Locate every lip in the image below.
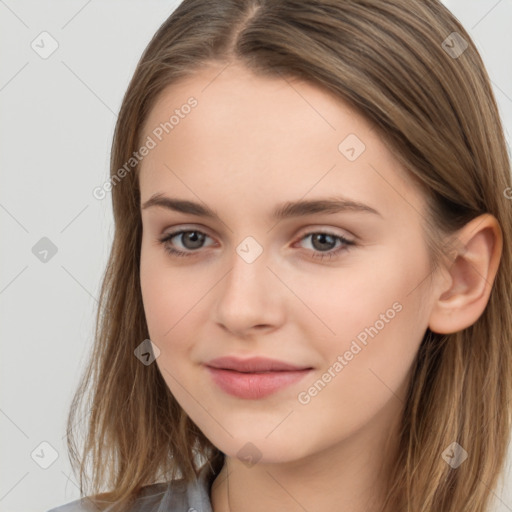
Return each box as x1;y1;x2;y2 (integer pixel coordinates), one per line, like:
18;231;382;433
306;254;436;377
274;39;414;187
206;356;311;372
205;356;313;399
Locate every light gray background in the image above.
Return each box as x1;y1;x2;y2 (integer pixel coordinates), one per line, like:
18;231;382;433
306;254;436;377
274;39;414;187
1;1;511;511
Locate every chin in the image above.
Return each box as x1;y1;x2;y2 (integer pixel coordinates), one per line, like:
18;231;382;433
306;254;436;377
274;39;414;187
209;430;308;466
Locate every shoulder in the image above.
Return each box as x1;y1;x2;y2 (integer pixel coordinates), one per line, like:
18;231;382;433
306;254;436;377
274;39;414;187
46;464;215;512
45;482;171;512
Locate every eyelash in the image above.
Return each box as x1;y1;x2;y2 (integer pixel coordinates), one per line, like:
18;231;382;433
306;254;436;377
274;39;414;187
158;229;355;261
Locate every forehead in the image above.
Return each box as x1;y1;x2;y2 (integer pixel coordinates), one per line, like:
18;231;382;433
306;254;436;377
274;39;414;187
138;62;425;221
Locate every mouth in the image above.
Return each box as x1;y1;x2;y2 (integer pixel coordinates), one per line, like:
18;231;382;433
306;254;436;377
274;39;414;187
204;356;313;399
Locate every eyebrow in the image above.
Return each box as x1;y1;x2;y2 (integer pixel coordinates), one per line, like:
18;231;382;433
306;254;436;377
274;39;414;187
141;193;382;220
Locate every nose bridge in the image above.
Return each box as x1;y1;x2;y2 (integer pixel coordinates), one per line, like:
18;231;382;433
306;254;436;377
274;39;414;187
214;236;281;333
222;238;270;304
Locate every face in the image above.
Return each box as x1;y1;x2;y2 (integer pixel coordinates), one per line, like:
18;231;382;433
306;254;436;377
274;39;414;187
138;62;440;464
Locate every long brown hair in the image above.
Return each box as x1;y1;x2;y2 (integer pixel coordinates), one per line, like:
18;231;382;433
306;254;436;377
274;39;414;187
67;1;512;511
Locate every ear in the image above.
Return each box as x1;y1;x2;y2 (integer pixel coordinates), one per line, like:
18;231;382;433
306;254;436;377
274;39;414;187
428;214;503;334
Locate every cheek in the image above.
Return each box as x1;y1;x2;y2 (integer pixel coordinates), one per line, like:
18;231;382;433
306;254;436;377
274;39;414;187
293;245;430;402
289;244;429;346
139;250;206;400
140;237;209;341
290;277;427;450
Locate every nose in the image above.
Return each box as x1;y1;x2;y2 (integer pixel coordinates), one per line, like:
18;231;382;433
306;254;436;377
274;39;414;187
213;246;285;338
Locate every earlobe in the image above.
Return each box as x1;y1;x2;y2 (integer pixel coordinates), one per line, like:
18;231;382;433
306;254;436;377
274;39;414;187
428;214;503;334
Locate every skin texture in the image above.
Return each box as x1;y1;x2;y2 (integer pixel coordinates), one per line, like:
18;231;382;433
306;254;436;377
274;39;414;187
138;62;502;512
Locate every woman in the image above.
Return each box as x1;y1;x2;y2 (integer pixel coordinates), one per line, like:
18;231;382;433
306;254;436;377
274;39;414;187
49;1;512;511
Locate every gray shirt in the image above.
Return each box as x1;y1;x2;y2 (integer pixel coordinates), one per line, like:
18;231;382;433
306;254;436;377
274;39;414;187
46;463;216;512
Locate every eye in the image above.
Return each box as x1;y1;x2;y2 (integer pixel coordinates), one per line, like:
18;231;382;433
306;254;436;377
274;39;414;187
158;229;355;260
158;229;215;257
294;231;355;260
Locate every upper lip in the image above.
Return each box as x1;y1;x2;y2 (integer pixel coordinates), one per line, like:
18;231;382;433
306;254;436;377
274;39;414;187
205;356;312;373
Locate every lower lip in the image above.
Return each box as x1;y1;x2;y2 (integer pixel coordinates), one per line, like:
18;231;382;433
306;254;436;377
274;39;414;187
205;366;312;399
